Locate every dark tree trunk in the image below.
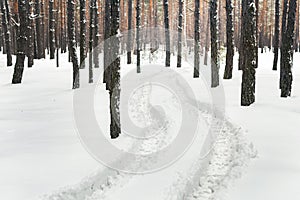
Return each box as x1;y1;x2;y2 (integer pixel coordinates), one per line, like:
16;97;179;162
35;0;44;59
0;0;12;66
67;0;80;89
194;0;200;77
177;0;183;68
93;0;99;68
79;0;86;68
136;0;141;73
89;0;94;83
163;0;171;67
238;0;246;70
273;0;280;70
210;0;220;87
280;0;289;89
127;0;132;64
280;0;297;97
103;0;111;87
12;0;28;84
241;0;256;106
110;0;121;139
255;0;258;68
224;0;234;79
27;0;34;68
49;0;55;59
204;17;210;65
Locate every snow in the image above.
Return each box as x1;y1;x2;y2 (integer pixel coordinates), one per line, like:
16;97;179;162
0;49;299;200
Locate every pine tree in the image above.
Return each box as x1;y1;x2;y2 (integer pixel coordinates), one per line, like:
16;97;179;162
241;0;257;106
224;0;234;79
210;0;220;87
110;0;121;139
136;0;141;73
280;0;289;89
27;0;34;68
0;0;12;66
272;0;280;70
12;0;28;84
127;0;133;64
67;0;80;89
177;0;184;68
103;0;111;87
79;0;86;68
49;0;55;59
93;0;99;68
163;0;171;67
89;0;94;83
194;0;200;78
280;0;297;97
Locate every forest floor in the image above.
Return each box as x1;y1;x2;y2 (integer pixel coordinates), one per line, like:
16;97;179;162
0;50;299;200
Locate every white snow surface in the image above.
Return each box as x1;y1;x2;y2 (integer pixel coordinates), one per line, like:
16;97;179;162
0;50;299;200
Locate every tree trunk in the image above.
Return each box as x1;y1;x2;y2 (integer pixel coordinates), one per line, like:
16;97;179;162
136;0;141;72
89;0;94;83
49;0;55;59
194;0;200;78
127;0;132;64
273;0;280;70
110;0;121;139
280;0;297;97
93;0;99;68
241;0;256;106
163;0;171;67
280;0;289;89
103;0;111;87
224;0;234;79
210;0;220;87
67;0;80;89
0;0;12;66
12;0;28;84
177;0;183;68
79;0;86;68
27;0;34;68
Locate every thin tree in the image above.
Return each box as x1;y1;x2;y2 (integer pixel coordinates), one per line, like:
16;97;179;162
27;0;34;68
241;0;257;106
273;0;280;70
79;0;86;68
127;0;133;64
12;0;28;84
194;0;200;78
93;0;99;68
224;0;234;79
89;0;94;83
163;0;171;67
49;0;55;59
110;0;121;139
177;0;184;68
210;0;220;87
280;0;297;97
0;0;12;66
67;0;80;89
103;0;111;87
280;0;289;89
136;0;141;73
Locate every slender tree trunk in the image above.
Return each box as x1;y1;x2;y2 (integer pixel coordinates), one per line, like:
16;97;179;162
27;0;34;68
80;0;86;68
136;0;141;73
103;0;111;87
177;0;183;68
224;0;234;79
194;0;200;77
110;0;121;139
0;0;12;66
127;0;132;64
241;0;256;106
49;0;55;59
280;0;289;89
163;0;171;67
273;0;280;70
281;0;297;97
68;0;80;89
93;0;99;68
210;0;220;87
89;0;94;83
12;0;28;84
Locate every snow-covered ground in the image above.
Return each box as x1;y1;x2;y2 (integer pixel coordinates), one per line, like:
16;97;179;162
0;50;299;200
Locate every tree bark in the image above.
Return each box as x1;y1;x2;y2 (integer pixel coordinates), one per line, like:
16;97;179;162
79;0;86;68
210;0;220;87
241;0;256;106
194;0;200;77
177;0;183;68
136;0;141;72
224;0;234;79
163;0;171;67
12;0;28;84
280;0;289;89
0;0;12;66
49;0;55;59
89;0;94;83
67;0;80;89
273;0;280;70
